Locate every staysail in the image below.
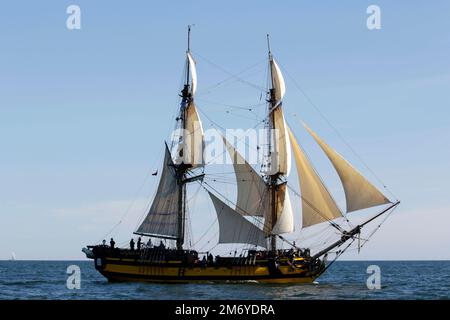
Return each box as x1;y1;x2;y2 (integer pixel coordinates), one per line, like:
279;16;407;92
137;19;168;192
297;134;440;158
287;127;343;228
222;134;293;234
222;135;267;216
303;124;391;212
136;144;179;238
208;192;267;248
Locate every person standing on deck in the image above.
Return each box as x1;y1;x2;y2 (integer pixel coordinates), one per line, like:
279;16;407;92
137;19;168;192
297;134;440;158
130;238;135;251
137;237;142;250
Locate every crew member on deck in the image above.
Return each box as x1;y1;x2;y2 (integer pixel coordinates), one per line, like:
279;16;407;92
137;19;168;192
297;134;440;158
110;238;115;249
137;237;142;250
201;256;207;267
207;253;213;265
130;238;135;251
146;238;152;248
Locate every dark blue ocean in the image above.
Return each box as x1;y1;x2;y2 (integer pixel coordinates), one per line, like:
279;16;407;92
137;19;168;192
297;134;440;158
0;261;448;300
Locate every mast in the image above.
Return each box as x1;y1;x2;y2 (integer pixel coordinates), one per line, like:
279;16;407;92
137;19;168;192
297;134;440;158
266;34;279;252
135;27;204;244
186;25;191;89
176;26;193;250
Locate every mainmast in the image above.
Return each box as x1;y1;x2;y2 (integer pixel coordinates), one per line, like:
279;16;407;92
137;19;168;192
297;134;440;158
266;34;280;252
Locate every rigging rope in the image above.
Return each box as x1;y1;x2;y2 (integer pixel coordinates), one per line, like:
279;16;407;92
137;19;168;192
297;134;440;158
359;203;398;249
196;105;265;167
192;51;267;93
277;61;398;202
97;158;159;243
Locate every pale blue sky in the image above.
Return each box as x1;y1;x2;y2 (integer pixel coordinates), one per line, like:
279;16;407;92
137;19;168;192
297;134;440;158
1;1;449;260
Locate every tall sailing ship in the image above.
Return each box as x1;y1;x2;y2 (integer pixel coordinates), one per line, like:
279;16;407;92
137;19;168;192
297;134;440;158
83;28;399;283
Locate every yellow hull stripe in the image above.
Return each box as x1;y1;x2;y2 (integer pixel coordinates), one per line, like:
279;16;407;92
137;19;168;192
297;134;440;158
100;261;319;283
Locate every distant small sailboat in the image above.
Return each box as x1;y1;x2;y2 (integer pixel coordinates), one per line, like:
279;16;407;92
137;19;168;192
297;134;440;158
10;252;16;261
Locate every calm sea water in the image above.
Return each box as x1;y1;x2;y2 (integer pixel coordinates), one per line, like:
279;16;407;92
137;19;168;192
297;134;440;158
0;261;448;300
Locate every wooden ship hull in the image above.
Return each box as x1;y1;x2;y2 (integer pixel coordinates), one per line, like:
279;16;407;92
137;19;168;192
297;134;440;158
87;247;325;284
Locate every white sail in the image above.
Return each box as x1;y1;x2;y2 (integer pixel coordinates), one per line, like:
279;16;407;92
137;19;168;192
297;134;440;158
287;127;343;228
174;52;203;167
222;134;293;233
270;58;286;102
222;135;267;216
187;52;197;96
303;124;391;213
136;145;179;238
271;185;294;234
208;192;267;248
262;183;294;235
183;102;204;168
269;106;291;176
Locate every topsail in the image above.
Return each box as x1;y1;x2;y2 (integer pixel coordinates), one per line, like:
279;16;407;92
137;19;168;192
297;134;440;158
182;102;204;168
270;105;291;176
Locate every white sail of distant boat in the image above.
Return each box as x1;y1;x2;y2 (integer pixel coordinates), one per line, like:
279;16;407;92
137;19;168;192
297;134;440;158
10;252;16;261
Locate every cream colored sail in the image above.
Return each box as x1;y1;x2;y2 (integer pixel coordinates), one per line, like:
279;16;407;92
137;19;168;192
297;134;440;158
208;192;267;248
269;106;291;176
287;127;343;228
175;51;204;168
262;183;294;235
187;52;197;96
222;135;293;234
271;184;294;234
222;135;267;216
270;58;286;102
303;124;390;213
136;145;179;238
182;102;204;168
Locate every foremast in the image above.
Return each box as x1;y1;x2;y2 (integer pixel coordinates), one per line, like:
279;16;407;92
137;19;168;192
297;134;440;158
174;27;191;250
175;25;206;249
135;26;204;249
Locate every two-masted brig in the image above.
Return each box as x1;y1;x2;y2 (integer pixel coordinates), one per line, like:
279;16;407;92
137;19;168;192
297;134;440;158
83;29;399;283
